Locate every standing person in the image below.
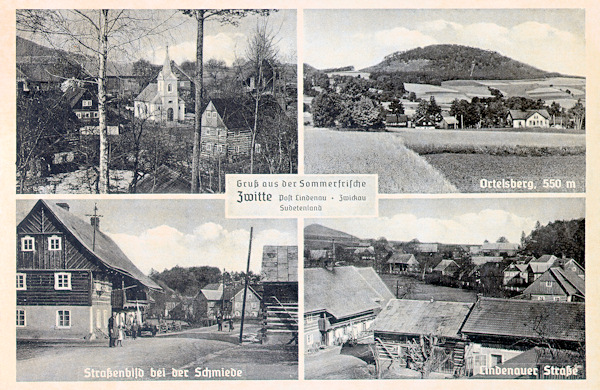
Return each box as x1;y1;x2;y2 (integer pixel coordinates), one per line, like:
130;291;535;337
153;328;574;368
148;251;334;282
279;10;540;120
217;313;223;331
131;321;138;340
108;315;115;347
228;317;234;332
116;325;124;347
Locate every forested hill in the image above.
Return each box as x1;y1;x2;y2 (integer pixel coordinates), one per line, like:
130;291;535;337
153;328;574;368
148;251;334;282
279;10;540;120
521;218;585;266
362;44;561;84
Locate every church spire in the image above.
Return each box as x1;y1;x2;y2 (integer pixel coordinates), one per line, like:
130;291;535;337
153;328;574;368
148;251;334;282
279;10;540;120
162;45;174;78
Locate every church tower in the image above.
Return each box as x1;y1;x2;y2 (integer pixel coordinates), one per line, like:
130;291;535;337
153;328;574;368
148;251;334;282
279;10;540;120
156;46;179;123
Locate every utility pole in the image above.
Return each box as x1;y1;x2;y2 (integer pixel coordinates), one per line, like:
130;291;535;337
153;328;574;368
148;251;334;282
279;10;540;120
239;227;253;344
86;203;103;252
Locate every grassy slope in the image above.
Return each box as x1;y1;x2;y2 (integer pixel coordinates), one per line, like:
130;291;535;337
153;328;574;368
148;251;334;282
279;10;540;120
304;128;458;194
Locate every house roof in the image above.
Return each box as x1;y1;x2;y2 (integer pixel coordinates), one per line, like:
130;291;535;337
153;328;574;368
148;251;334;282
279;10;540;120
304;266;393;319
201;283;223;301
528;255;558;273
522;267;585;298
508;109;550;120
22;200;160;290
460;297;585;342
309;249;329;260
372;299;473;339
135;165;191;194
481;242;519;251
433;259;458;272
387;253;417;265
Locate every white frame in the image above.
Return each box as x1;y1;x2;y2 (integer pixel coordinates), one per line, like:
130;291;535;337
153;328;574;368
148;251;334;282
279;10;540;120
54;272;72;290
16;309;26;327
16;273;26;290
48;235;62;251
82;100;92;107
21;236;35;252
56;310;71;328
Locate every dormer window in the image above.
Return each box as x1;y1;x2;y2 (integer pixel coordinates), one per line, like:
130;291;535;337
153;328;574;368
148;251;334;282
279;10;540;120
21;236;35;252
48;235;62;251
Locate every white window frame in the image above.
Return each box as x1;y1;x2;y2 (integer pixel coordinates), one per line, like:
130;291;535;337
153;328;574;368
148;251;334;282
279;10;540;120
554;297;561;302
21;236;35;252
167;83;172;92
206;143;212;152
17;309;26;327
85;112;91;118
545;281;553;287
56;310;71;328
76;112;82;118
217;145;223;153
82;100;92;107
16;273;26;290
235;146;240;153
48;235;62;251
538;296;545;301
54;272;72;290
93;112;99;118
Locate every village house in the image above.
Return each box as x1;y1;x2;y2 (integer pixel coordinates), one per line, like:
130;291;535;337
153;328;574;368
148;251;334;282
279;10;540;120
503;262;530;287
371;299;473;377
261;245;298;344
231;285;262;319
480;242;519;257
62;85;99;124
527;255;558;280
304;266;394;351
134;48;188;124
432;259;460;277
520;266;585;302
385;114;409;128
507;109;550;128
438;115;459;129
460;297;585;375
387;253;419;274
17;200;160;340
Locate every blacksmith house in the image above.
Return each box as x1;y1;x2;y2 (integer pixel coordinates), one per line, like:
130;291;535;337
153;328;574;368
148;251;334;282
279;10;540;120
304;266;393;351
17;200;160;340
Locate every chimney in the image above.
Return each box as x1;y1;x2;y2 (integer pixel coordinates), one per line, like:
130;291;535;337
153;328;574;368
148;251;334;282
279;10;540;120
56;203;70;212
90;216;100;230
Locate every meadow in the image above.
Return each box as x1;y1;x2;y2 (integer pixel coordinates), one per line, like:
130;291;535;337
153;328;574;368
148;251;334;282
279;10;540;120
304;126;585;193
304;128;458;193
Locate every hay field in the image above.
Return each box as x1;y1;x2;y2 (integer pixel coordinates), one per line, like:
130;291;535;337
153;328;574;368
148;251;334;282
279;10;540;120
304;127;458;193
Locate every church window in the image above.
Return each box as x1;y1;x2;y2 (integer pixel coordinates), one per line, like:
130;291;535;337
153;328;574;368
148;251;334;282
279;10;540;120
168;84;172;92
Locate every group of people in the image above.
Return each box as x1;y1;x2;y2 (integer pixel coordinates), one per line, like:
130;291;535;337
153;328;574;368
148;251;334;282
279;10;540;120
108;314;140;347
216;313;234;332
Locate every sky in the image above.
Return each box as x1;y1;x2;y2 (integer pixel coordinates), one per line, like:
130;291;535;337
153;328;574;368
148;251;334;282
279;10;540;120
306;197;585;245
18;9;297;67
17;199;297;274
304;9;585;76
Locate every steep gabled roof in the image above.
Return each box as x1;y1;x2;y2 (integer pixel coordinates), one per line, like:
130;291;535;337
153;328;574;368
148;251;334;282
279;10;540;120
372;299;473;339
21;200;160;290
508;109;550;120
433;259;459;272
304;266;392;319
387;253;417;265
460;297;584;342
522;267;585;298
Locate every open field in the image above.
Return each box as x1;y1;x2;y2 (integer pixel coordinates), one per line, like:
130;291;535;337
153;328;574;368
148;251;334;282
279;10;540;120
304;126;585;193
304;127;458;193
423;153;585;192
380;274;478;303
395;128;586;155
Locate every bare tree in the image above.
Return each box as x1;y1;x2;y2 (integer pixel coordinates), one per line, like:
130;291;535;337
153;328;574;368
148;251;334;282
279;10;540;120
181;10;273;192
17;9;182;193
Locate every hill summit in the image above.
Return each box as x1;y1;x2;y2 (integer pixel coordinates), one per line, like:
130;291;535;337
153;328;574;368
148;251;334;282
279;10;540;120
362;44;560;84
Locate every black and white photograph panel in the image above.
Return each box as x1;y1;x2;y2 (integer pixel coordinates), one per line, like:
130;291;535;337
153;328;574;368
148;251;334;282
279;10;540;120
16;199;298;381
303;198;585;379
16;9;297;194
303;9;585;193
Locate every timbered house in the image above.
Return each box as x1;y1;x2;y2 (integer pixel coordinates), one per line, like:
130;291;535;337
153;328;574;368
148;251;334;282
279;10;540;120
304;266;393;351
16;200;160;340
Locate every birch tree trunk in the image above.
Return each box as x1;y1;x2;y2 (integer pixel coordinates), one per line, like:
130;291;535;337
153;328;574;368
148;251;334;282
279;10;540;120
98;10;109;193
191;11;204;193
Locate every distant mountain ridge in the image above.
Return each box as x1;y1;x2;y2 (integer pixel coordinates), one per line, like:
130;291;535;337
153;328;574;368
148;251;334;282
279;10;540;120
361;44;561;83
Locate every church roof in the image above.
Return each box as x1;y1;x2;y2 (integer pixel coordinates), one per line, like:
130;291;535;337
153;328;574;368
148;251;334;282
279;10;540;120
136;83;158;102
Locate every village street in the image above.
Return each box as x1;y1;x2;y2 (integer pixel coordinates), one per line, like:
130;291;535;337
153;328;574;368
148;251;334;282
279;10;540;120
17;323;298;381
